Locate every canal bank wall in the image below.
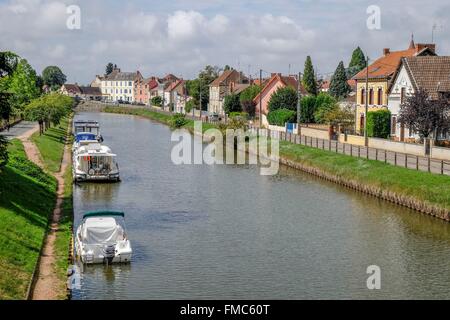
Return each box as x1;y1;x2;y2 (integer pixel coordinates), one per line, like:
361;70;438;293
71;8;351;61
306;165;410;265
77;105;450;222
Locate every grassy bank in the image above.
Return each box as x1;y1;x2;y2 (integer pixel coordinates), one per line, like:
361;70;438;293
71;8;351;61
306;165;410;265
31;117;71;173
0;140;57;299
279;140;450;214
54;164;73;299
103;106;217;132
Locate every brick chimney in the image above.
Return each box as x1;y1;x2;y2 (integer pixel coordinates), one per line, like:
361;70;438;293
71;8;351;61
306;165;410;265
416;43;436;54
383;48;390;56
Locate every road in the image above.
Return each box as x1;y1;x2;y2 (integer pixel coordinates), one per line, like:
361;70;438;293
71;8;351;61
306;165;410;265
0;121;37;140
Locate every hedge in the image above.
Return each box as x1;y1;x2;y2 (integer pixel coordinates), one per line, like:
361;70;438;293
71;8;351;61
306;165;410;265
267;109;297;126
367;109;391;138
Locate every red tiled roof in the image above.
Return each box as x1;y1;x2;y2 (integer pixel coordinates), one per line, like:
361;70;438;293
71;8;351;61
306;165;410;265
210;69;239;86
352;43;436;81
253;73;306;103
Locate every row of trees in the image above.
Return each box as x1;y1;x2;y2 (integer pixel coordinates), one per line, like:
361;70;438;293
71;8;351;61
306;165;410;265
0;50;69;168
223;85;261;117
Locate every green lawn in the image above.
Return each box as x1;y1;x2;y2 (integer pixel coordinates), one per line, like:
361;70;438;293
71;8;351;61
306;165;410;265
103;107;217;132
0;140;57;299
31;117;71;173
279;140;450;211
54;164;73;299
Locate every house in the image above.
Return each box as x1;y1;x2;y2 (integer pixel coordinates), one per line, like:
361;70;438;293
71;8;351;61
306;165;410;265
253;73;307;127
208;69;248;115
60;84;102;100
352;37;436;134
90;75;103;87
100;67;143;103
165;79;187;113
388;56;450;142
134;77;155;105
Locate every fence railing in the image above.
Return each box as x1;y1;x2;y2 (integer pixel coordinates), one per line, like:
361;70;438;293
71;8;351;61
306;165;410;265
254;128;450;176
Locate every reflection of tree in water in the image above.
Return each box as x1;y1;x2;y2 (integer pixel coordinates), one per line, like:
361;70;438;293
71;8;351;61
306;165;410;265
74;182;120;202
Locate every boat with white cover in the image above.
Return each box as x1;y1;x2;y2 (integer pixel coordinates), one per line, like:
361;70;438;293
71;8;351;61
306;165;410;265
73;120;103;142
73;142;120;182
75;211;132;264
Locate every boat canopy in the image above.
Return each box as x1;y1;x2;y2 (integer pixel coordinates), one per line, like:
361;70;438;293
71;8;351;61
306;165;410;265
83;210;125;219
75;132;97;142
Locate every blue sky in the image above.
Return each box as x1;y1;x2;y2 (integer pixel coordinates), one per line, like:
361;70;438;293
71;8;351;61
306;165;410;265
1;0;448;83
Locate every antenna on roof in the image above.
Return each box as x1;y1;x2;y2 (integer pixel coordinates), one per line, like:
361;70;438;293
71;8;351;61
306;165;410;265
432;22;443;43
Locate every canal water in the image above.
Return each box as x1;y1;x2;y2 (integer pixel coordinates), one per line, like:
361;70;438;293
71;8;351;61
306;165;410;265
72;112;450;300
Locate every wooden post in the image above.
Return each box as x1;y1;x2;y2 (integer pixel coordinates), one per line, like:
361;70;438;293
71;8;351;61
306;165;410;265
441;160;444;175
384;151;387;163
428;157;431;172
329;140;331;151
358;146;360;157
350;144;353;157
375;149;378;161
416;156;419;170
394;153;397;166
405;154;408;168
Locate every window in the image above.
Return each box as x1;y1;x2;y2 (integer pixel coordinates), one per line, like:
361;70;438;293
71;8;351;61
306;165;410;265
400;87;406;104
361;89;365;104
369;89;374;105
140;90;142;94
391;116;397;135
377;88;383;105
129;81;132;86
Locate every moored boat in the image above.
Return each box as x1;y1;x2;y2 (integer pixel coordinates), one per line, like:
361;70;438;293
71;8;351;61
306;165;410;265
75;211;132;264
73;142;120;182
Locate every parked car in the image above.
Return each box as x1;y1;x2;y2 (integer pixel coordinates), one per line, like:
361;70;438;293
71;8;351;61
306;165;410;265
209;113;219;121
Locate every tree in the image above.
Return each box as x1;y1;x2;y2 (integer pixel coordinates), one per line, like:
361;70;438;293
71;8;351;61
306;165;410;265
239;85;260;118
105;62;114;75
314;92;338;123
0;51;19;126
186;65;221;110
42;66;66;90
303;56;317;95
25;93;73;134
223;93;241;114
0;135;8;169
329;61;351;99
398;88;450;140
347;47;366;78
299;95;317;123
6;59;40;113
268;86;298;112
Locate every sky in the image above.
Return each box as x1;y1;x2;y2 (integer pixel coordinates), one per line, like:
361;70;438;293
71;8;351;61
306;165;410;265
0;0;449;84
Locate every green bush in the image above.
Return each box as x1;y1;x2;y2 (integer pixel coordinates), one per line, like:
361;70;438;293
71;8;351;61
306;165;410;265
267;109;297;126
170;113;188;128
367;109;391;138
300;95;317;123
151;96;162;107
224;94;242;114
0;136;8;169
229;111;248;119
314;92;337;123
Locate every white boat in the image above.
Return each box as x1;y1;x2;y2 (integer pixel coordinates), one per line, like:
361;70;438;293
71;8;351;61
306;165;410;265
75;211;132;264
73;120;103;142
72;132;99;154
73;142;120;182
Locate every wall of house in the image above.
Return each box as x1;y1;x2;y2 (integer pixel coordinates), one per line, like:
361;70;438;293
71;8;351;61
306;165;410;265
355;79;389;133
208;86;221;114
101;80;135;102
387;65;418;141
255;80;285;117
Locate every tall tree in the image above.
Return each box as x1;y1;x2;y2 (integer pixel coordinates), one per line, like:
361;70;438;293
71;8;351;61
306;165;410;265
186;65;221;110
105;62;114;75
6;59;40;112
0;52;19;125
42;66;67;90
347;47;366;78
303;56;317;95
314;92;338;123
329;61;351;99
398;88;450;139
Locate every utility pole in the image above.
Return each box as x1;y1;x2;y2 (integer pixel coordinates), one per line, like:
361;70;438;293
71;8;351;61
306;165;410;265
364;55;369;147
297;72;302;125
199;81;202;120
259;69;262;128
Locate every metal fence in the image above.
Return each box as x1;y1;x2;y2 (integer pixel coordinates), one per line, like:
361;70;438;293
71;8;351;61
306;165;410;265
256;128;450;176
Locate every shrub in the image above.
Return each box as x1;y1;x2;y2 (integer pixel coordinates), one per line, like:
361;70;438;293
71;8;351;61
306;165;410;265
170;113;188;129
367;109;391;138
151;96;162;107
229;111;248;119
0;136;9;169
185;99;195;113
267;109;296;126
